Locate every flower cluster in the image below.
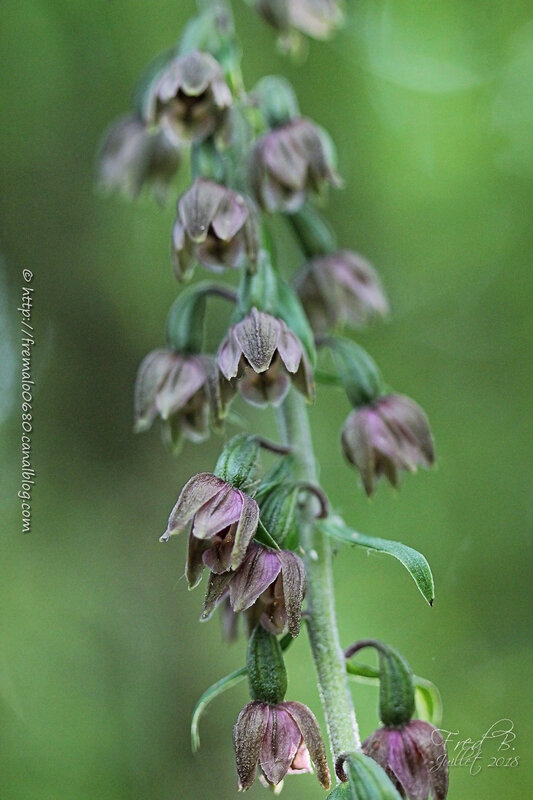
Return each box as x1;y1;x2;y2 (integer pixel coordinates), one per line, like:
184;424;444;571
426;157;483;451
99;2;448;798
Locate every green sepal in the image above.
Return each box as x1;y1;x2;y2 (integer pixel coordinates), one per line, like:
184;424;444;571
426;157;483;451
340;751;403;800
288;202;337;258
247;625;287;705
319;517;435;606
251;75;299;128
325;337;383;408
214;433;261;491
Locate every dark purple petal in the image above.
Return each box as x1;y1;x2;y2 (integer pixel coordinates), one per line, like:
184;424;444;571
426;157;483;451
259;707;301;786
134;349;179;432
231;493;260;569
192;485;243;539
233;702;270;790
186;531;210;589
233;309;280;373
239;360;291;407
282;701;331;789
161;473;226;541
200;571;234;621
277;550;306;637
155;357;207;420
178;178;226;242
229;546;281;612
217;329;243;380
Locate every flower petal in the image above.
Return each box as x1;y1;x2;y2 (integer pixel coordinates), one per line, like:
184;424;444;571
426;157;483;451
161;473;226;540
233;702;270;790
233;309;280;373
282;701;331;789
229;546;281;612
193;485;243;539
259;707;301;787
277;550;306;637
230;493;260;570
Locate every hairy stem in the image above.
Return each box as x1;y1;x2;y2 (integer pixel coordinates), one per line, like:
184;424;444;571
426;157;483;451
277;389;361;762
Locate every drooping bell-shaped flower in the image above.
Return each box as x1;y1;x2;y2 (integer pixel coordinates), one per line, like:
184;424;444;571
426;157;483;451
97;114;180;201
171;178;259;280
255;0;344;41
217;308;314;407
341;395;435;495
160;473;259;587
229;543;306;637
363;721;448;800
294;250;389;333
233;700;330;790
144;50;232;142
250;118;340;213
134;349;213;448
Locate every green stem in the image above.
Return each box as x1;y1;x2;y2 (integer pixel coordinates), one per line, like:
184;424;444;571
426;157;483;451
276;389;361;762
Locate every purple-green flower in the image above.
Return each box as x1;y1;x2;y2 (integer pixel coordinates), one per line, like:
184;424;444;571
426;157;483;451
233;699;330;790
250;118;340;213
134;349;212;447
144;50;232;142
363;720;448;800
294;250;389;333
97;114;180;201
217;308;314;407
171;178;259;280
255;0;344;41
341;395;435;495
160;473;260;587
229;543;306;637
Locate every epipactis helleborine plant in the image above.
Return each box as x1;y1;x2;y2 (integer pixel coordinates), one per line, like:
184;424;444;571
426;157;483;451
99;1;449;798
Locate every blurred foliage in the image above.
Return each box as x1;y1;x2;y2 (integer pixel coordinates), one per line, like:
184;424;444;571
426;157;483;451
1;1;532;798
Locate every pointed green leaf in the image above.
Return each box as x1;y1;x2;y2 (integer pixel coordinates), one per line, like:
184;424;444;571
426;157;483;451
319;517;435;605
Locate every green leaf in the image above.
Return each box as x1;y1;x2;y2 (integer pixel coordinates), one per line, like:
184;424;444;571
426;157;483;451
414;676;443;726
319;517;435;605
191;667;247;753
346;661;443;726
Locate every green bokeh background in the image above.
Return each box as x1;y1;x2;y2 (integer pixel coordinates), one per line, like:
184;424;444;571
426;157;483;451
1;1;532;798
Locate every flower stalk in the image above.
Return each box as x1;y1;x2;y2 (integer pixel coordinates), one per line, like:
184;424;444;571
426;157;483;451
277;389;361;761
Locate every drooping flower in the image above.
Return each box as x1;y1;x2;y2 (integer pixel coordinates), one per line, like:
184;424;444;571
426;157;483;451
171;178;259;280
363;720;448;800
160;473;260;587
341;395;434;495
294;250;389;333
255;0;344;41
134;349;213;448
230;543;306;637
233;699;330;790
143;50;232;142
250;118;340;213
97;114;180;201
217;308;314;407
